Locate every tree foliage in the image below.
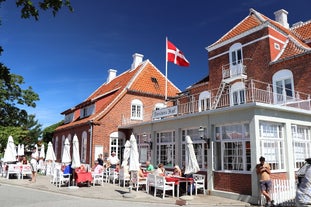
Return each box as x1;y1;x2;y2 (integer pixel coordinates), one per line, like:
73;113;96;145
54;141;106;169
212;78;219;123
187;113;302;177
0;0;72;151
42;121;63;144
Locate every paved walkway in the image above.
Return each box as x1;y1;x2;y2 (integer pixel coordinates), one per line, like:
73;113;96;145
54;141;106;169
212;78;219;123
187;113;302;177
0;175;251;206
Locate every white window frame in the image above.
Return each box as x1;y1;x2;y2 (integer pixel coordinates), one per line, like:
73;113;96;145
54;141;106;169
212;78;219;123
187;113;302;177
272;69;294;104
259;121;285;171
182;128;207;170
198;91;211;112
214;123;251;172
131;99;143;120
156;131;175;168
292;124;311;170
229;43;243;77
230;82;245;106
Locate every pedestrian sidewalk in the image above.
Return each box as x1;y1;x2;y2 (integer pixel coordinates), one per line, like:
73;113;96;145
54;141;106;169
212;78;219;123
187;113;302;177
0;175;251;206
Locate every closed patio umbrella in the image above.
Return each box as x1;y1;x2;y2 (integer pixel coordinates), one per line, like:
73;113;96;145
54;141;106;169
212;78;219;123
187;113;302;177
40;144;45;159
129;134;140;172
71;135;81;169
184;135;200;175
3;136;17;163
45;142;56;161
61;138;71;164
121;140;131;167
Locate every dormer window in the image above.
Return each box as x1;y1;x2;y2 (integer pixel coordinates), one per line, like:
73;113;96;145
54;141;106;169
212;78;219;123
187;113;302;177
80;104;95;118
131;99;143;120
64;113;74;124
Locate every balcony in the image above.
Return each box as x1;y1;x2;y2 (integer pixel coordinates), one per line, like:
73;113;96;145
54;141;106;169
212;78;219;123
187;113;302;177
120;79;311;126
222;59;251;83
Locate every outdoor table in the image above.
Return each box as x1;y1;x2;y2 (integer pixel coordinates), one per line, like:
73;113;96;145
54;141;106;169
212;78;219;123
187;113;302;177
75;169;93;185
165;176;193;197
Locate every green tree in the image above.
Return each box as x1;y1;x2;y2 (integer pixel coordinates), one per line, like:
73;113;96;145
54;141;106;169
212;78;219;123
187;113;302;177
0;0;73;151
42;121;63;144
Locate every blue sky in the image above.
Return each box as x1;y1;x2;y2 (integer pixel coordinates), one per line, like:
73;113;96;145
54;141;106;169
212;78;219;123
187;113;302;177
0;0;310;129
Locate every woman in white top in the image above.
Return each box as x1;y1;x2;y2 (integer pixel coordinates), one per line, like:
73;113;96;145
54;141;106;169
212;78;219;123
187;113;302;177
30;147;38;182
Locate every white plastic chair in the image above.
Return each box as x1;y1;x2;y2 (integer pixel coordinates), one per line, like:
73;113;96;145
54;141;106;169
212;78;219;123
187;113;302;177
57;169;71;188
193;173;206;195
6;164;21;179
146;173;156;195
154;175;175;199
135;176;147;191
118;168;130;187
21;165;32;179
92;171;104;186
108;168;119;184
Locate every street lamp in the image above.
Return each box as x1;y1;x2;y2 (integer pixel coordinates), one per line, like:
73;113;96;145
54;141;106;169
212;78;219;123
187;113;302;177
198;126;210;149
143;133;153;150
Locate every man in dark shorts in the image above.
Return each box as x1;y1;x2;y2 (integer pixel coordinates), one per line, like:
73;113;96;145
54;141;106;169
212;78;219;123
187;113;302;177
256;156;274;207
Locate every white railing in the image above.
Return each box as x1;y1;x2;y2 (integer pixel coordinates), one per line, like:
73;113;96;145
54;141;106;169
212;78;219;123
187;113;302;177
120;79;311;126
270;179;296;206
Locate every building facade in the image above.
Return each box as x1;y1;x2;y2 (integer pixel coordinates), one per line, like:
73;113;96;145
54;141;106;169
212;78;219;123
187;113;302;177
53;53;180;165
121;8;311;204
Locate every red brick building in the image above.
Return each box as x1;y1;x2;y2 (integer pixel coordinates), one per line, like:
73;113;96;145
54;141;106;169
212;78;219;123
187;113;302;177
124;8;311;205
53;53;180;165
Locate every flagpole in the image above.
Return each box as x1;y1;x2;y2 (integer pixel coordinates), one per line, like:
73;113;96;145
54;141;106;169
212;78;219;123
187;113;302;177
165;37;168;102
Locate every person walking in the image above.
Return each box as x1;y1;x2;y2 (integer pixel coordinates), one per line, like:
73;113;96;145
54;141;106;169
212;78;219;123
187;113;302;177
30;147;39;182
256;156;274;207
296;158;311;207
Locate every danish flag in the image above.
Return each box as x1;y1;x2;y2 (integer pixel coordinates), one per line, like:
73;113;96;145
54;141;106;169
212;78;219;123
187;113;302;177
166;40;190;67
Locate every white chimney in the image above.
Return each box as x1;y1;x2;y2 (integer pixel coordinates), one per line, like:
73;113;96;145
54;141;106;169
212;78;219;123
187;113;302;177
107;69;117;83
131;53;144;70
274;9;289;29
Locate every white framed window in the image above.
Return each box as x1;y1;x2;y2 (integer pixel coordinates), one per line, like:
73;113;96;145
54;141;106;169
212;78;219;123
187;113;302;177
137;133;151;163
214;123;251;171
259;121;285;171
131;99;143;120
109;131;125;159
229;43;243;77
292;124;311;170
81;131;87;163
230;82;245;106
182;128;207;170
273;69;294;104
156;131;175;168
198;91;211;112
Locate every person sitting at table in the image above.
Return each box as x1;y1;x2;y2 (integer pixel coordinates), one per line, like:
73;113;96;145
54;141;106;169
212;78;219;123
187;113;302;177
173;165;182;177
107;152;119;169
146;161;154;172
92;160;104;174
138;163;146;179
154;163;165;176
21;156;28;165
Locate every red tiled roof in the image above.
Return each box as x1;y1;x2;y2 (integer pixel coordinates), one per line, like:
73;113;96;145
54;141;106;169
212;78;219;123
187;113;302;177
209;8;311;61
291;20;311;43
57;59;180;130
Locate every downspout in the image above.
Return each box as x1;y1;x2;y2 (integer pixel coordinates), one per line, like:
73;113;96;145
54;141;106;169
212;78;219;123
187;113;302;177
88;120;93;165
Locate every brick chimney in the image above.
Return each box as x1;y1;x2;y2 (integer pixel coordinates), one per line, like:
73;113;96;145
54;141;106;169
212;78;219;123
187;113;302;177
274;9;289;29
131;53;144;70
107;69;117;83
